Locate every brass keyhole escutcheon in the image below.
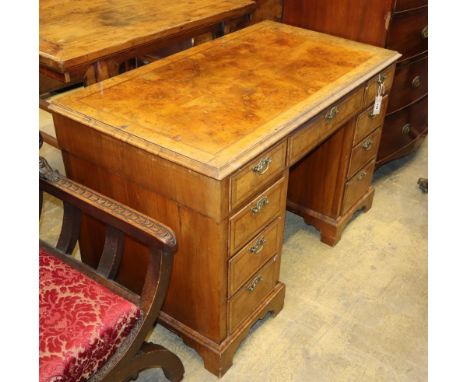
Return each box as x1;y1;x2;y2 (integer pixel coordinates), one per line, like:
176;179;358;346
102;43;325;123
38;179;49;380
252;157;272;175
251;196;269;214
402;123;412;136
411;75;421;88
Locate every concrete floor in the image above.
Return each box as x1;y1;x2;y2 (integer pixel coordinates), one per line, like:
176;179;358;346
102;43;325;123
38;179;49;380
40;120;428;381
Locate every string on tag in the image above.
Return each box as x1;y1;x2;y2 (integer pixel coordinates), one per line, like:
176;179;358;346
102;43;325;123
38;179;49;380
372;78;385;116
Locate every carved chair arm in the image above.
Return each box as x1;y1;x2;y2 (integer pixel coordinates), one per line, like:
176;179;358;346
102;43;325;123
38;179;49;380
39;156;177;253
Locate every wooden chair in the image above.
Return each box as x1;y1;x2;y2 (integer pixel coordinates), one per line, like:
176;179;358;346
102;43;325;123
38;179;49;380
39;156;184;382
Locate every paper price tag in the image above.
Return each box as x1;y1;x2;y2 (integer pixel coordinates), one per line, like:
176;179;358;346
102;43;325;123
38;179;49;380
373;95;382;115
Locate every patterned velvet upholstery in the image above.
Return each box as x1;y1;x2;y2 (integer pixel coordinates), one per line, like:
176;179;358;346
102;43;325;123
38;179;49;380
39;248;141;382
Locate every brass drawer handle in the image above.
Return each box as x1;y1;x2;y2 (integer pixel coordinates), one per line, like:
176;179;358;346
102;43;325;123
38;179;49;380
362;138;373;151
411;75;421;88
250;237;266;254
251;196;269;214
252;157;272;175
402;123;412;135
247;275;263;293
421;25;428;39
357;170;367;181
325;106;339;121
377;73;387;85
368;110;378;119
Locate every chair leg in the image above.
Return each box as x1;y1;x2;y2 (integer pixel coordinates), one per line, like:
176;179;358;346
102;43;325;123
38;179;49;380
122;342;184;382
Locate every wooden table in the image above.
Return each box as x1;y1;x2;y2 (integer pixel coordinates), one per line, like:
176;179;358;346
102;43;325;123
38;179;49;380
40;0;255;87
49;21;400;376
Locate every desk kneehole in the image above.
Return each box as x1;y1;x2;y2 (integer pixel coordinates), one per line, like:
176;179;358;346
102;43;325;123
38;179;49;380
228;254;281;334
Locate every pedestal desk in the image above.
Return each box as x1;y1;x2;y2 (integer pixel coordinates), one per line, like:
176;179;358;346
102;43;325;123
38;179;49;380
49;21;400;376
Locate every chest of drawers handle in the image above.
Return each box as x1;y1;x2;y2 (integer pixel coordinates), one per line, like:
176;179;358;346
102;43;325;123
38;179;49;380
249;237;266;254
357;170;368;181
411;75;422;88
252;157;272;175
325;106;339;121
251;196;269;214
362;138;373;151
402;123;412;135
421;25;428;39
247;275;263;293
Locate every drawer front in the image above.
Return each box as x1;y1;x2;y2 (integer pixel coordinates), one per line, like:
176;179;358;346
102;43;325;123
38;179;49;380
348;128;382;179
364;65;395;107
229;176;287;254
379;96;428;160
387;7;428;60
228;217;283;296
228;254;280;333
288;87;364;165
354;95;388;145
230;141;287;211
394;0;427;12
342;160;376;214
387;55;427;113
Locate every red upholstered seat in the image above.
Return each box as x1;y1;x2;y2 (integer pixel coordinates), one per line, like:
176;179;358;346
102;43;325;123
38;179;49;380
39;248;141;382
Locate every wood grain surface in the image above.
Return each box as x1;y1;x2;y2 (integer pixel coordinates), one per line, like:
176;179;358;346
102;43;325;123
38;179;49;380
40;0;255;71
50;21;399;179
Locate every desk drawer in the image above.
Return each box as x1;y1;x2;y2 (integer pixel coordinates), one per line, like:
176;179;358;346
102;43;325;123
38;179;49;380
342;160;376;214
348;128;382;179
387;6;428;60
387;55;427;113
230;142;287;211
288;87;364;165
363;66;395;107
228;217;283;296
354;95;388;145
228;255;280;333
229;176;287;254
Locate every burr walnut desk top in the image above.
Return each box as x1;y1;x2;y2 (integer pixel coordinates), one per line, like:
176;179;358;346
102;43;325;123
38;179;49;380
49;21;400;376
40;0;255;82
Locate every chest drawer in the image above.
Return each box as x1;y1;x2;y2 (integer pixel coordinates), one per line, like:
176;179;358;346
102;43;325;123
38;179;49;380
387;6;427;60
229;176;287;254
342;160;376;214
348;127;382;179
230;141;287;211
363;65;395;107
379;96;428;160
288;87;364;165
228;254;280;333
354;95;388;145
394;0;427;12
228;217;283;296
387;55;427;113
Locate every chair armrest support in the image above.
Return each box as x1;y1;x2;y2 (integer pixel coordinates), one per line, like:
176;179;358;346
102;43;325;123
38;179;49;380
39;156;177;253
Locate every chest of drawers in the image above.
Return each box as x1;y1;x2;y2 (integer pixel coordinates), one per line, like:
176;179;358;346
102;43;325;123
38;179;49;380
283;0;428;165
49;21;399;376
